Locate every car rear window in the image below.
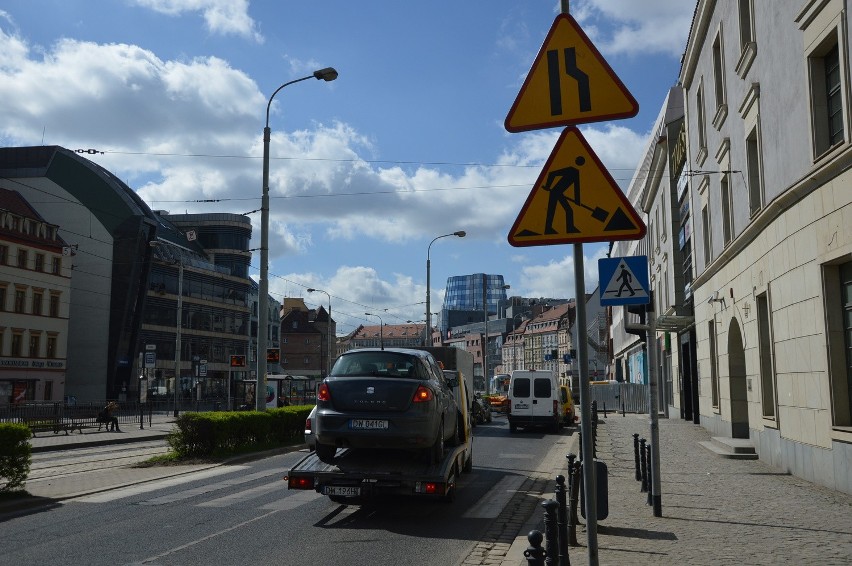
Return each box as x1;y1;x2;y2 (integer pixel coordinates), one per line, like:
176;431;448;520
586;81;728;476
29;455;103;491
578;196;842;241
330;352;423;378
533;378;551;398
512;378;530;397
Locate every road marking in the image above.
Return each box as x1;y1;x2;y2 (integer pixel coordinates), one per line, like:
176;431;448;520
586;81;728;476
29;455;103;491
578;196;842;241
462;474;526;519
261;490;324;510
73;466;249;503
198;482;288;507
138;468;284;505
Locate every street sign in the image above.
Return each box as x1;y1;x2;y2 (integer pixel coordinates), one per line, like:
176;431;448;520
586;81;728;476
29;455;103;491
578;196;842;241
230;355;246;368
199;364;207;377
266;348;280;363
598;256;650;305
505;13;638;132
508;127;646;247
145;344;156;351
144;352;156;368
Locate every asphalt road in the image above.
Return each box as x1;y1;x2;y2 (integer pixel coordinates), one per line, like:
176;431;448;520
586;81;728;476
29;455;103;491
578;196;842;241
2;416;572;566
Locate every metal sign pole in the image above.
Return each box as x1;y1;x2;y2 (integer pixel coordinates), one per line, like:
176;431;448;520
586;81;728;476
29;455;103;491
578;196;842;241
574;242;599;563
648;305;662;516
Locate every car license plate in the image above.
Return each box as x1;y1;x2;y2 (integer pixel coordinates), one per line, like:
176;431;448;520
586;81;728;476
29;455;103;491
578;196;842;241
323;486;360;497
349;419;388;430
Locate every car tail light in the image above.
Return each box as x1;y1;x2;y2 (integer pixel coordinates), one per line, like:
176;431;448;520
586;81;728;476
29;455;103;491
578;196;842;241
287;475;314;490
413;385;433;403
317;382;331;402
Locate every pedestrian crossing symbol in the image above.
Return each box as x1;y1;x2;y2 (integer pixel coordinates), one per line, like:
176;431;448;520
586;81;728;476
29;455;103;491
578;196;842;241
598;256;649;306
508;127;646;247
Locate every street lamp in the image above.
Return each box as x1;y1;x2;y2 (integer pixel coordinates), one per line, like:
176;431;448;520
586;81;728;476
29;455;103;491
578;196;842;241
258;67;338;411
425;231;465;346
150;241;182;418
365;312;384;349
307;288;331;378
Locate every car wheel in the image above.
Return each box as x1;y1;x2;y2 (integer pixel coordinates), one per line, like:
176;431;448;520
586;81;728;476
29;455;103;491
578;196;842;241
509;421;518;433
315;441;337;464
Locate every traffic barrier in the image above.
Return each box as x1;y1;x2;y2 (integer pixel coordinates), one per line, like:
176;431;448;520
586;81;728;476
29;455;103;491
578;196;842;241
632;433;641;481
524;530;546;566
555;475;570;565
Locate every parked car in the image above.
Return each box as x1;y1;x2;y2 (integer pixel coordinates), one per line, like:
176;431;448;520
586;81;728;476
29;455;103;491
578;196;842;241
304;405;317;450
314;348;461;464
472;393;492;425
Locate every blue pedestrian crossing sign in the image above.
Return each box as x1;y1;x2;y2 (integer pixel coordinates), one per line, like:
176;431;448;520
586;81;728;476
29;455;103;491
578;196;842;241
598;256;649;305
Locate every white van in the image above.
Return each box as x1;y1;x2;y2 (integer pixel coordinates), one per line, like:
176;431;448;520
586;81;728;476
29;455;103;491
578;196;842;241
507;369;562;433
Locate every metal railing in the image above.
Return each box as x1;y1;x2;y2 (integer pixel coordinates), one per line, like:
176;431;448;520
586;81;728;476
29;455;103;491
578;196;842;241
588;382;648;414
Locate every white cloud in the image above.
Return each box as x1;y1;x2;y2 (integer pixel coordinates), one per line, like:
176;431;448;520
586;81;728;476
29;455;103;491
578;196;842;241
519;245;609;298
572;0;694;57
133;0;263;42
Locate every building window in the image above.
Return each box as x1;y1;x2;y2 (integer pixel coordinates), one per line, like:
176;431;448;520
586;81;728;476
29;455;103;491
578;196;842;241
52;256;61;275
709;321;720;408
49;293;60;317
11;333;23;357
14;289;26;313
303;357;310;365
738;0;754;49
746;126;763;215
34;253;44;272
712;30;728;128
702;204;712;266
809;34;845;157
29;334;40;358
47;336;57;358
721;173;733;245
696;84;708;158
0;244;7;265
0;286;5;311
32;290;43;315
825;260;852;426
17;249;27;269
44;380;53;401
756;292;776;419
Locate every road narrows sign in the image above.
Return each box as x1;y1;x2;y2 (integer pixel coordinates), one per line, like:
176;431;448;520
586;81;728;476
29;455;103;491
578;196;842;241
508;127;646;247
504;13;639;133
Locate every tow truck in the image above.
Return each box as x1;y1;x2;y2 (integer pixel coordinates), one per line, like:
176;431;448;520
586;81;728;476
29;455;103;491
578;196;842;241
285;352;474;503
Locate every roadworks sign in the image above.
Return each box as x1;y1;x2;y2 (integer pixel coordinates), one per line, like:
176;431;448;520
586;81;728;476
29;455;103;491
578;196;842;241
508;127;646;247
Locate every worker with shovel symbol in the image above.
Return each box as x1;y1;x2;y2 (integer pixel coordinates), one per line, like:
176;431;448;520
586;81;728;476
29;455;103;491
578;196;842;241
542;156;585;234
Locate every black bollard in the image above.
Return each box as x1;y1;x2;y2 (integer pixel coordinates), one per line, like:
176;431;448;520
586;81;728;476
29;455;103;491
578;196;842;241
565;455;580;546
633;433;641;481
646;443;653;506
622;401;626;417
640;437;648;493
524;530;546;566
555;475;570;566
603;402;608;418
543;499;559;566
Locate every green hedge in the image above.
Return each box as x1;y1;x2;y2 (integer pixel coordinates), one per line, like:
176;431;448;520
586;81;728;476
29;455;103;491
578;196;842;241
0;423;32;491
167;405;313;458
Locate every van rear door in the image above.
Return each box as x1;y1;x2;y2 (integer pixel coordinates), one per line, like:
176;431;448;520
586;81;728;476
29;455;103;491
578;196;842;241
532;377;553;421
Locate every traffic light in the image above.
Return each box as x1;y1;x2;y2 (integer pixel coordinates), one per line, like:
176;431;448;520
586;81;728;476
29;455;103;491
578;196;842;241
625;304;647;342
230;355;246;368
266;348;280;363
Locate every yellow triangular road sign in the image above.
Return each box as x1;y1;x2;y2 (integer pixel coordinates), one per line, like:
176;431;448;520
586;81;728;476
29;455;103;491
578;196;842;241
505;14;639;132
508;127;646;247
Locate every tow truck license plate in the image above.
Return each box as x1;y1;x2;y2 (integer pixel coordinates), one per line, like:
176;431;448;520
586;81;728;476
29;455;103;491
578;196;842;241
323;486;360;497
349;419;388;429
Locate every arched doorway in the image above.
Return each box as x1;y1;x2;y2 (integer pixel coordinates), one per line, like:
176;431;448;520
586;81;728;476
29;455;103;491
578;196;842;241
728;318;749;438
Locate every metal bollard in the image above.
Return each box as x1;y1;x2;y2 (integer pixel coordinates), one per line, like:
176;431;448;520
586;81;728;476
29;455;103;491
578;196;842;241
633;433;641;481
543;499;559;566
602;401;608;418
640;437;648;493
566;454;580;546
555;475;571;566
622;401;626;417
646;443;653;506
525;530;546;566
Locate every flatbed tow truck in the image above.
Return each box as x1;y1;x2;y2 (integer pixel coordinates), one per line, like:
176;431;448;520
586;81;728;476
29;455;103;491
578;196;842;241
285;365;474;503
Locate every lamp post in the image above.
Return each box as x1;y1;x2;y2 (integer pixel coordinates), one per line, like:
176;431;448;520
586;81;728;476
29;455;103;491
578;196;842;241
258;67;338;411
365;312;384;349
425;231;465;346
307;288;331;378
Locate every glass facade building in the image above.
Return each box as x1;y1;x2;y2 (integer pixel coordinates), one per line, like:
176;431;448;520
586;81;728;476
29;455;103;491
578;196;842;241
439;274;508;336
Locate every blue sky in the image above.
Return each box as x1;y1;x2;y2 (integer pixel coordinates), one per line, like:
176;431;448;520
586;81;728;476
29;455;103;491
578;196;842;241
0;0;695;336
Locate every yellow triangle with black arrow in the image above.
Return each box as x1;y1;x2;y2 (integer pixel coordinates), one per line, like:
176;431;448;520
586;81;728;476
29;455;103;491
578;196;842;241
508;127;646;247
